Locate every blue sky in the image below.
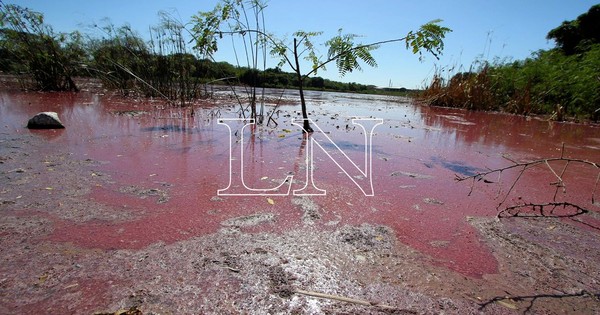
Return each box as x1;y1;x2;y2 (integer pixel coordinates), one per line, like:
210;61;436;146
6;0;599;88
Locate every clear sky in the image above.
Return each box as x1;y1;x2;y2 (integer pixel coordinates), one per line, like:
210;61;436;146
6;0;599;88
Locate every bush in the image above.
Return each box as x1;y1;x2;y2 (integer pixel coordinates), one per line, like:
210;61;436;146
421;4;600;121
421;44;600;120
0;4;85;91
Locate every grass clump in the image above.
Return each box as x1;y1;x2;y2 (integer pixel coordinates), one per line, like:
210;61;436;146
420;4;600;121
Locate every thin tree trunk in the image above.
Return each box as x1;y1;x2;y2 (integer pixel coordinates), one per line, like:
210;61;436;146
293;38;313;133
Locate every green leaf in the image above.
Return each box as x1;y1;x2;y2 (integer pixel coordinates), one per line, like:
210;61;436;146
406;20;452;60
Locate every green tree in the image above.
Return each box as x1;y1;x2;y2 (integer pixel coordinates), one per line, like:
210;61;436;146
547;4;600;55
310;76;325;89
239;68;263;86
192;0;451;132
0;3;85;91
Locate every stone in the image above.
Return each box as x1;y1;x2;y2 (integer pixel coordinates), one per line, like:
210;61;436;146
27;112;65;129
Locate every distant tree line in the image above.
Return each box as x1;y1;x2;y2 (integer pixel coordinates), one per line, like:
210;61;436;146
237;66;375;92
420;4;600;121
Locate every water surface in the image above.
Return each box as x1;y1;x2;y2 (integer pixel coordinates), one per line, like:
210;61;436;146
2;88;599;277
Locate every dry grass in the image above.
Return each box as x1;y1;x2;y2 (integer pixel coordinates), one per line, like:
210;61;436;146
418;65;534;115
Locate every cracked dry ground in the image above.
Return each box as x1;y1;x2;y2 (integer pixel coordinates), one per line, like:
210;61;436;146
0;132;599;314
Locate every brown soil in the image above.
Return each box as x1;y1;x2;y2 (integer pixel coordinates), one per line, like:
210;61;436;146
1;131;599;314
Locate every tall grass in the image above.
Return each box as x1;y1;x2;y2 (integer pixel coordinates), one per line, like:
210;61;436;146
420;45;600;121
89;13;204;105
420;64;498;111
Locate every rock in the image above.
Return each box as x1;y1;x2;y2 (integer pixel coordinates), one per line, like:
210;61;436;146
27;112;65;129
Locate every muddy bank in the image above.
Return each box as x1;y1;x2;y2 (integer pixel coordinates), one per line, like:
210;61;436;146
1;131;599;314
2;83;600;314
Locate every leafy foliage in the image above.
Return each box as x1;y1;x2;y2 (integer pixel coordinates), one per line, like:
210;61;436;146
0;3;85;91
88;23;150;94
87;13;206;102
191;0;451;81
325;29;378;76
547;4;600;55
191;0;450;131
405;20;451;60
421;5;600;121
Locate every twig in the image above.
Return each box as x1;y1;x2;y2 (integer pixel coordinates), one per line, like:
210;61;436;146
478;290;597;313
498;202;588;218
593;171;600;204
110;60;173;104
456;153;600;212
456;157;599;184
294;289;416;313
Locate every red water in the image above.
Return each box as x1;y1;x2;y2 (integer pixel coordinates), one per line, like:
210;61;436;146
2;89;599;278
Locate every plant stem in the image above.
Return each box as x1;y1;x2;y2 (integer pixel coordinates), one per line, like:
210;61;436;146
293;38;313;133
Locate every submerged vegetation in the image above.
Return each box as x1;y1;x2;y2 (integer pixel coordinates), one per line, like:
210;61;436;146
420;4;600;121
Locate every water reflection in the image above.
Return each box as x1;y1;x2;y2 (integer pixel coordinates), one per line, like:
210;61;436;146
419;105;600;161
428;156;485;176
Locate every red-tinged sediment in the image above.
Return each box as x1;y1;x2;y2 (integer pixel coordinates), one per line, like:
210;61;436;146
1;86;599;314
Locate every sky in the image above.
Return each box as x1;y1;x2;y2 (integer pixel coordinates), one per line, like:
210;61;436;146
5;0;599;88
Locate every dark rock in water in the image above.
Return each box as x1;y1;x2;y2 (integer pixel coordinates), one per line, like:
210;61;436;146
27;112;65;129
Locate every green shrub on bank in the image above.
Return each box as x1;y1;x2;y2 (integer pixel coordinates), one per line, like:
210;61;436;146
421;4;600;121
0;4;86;91
488;46;600;119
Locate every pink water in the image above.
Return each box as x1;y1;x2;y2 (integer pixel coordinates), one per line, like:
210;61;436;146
2;88;599;278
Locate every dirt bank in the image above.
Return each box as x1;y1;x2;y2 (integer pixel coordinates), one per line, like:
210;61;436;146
1;129;599;314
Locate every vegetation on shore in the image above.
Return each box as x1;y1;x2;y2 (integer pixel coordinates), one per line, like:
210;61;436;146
420;4;600;121
0;2;420;101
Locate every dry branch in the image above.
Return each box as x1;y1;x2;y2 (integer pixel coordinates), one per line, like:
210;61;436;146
478;290;598;313
294;289;416;313
455;151;600;215
499;202;588;218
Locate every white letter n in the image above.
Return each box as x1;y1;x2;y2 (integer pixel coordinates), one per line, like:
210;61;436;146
292;118;383;196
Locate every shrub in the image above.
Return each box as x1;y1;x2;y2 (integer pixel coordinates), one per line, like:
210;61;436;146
0;4;85;91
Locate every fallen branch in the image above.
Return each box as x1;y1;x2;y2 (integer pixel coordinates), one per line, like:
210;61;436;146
294;289;416;314
499;201;588;218
455;145;600;213
478;290;598;313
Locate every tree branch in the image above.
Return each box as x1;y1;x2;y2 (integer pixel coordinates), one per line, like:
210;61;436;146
218;29;297;72
294;289;416;313
478;290;597;313
303;37;408;79
455;153;600;213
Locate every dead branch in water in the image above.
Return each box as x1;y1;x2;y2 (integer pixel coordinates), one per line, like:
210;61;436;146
499;202;588;218
478;290;598;313
455;144;600;217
